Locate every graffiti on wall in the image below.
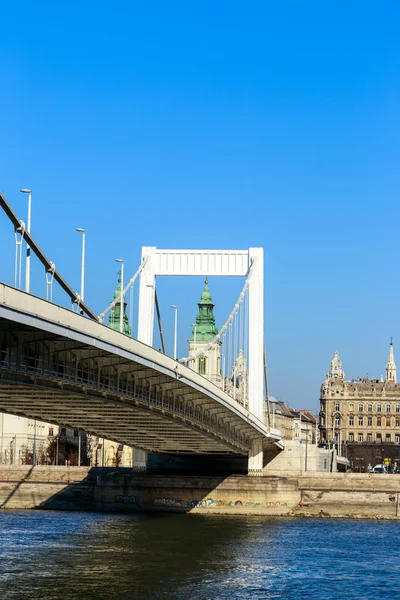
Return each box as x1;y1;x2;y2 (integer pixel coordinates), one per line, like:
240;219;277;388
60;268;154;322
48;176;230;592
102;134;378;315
115;495;141;505
152;497;288;509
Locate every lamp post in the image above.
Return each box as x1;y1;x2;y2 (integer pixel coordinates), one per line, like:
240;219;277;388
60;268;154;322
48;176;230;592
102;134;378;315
75;228;86;305
191;323;197;370
115;259;124;333
20;189;32;293
171;305;178;359
32;421;37;466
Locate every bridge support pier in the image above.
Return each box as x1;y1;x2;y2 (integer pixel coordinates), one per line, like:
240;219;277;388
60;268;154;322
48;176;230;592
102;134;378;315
132;448;148;472
248;438;263;476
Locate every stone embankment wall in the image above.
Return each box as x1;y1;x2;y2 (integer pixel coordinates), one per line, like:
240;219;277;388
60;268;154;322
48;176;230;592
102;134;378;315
268;471;400;519
95;472;300;515
2;467;400;518
0;466;300;514
0;465;94;510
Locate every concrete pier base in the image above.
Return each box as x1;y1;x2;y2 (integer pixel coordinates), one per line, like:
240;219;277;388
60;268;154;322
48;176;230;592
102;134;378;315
248;438;263;476
132;448;147;472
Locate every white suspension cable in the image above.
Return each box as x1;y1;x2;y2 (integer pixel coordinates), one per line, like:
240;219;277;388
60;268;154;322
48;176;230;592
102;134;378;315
233;310;238;400
228;322;232;382
99;257;149;322
180;257;257;364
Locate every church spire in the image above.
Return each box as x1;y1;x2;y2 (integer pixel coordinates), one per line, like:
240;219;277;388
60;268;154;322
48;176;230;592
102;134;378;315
386;338;397;384
189;278;219;342
107;272;132;336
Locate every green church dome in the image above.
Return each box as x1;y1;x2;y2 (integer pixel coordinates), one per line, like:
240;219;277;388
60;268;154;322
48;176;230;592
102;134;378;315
108;275;132;336
189;279;219;343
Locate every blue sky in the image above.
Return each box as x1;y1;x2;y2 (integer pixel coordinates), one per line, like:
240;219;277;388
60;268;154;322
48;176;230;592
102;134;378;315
1;1;399;410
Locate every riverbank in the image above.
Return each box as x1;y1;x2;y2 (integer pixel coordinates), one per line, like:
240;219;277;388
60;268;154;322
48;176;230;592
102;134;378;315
2;466;400;518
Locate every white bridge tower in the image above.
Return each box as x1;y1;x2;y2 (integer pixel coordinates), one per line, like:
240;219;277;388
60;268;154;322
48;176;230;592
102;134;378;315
137;247;265;474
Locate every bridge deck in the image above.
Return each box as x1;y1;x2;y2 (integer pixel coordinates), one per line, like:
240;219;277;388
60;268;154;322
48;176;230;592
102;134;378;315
0;284;280;455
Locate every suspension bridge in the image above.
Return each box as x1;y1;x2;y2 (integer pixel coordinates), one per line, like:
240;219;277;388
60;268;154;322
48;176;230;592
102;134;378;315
0;191;281;474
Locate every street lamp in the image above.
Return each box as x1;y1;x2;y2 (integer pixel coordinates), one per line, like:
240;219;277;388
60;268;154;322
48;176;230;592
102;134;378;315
75;228;86;304
171;305;178;359
20;189;32;293
115;259;124;333
191;323;197;369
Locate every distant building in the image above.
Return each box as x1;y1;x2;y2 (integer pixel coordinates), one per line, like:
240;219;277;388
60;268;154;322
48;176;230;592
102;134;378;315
319;341;400;470
269;397;316;444
0;414;80;465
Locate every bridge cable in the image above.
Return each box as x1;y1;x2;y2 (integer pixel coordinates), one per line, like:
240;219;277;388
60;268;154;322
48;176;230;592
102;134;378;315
154;289;166;354
264;344;271;429
0;191;99;321
98;257;149;323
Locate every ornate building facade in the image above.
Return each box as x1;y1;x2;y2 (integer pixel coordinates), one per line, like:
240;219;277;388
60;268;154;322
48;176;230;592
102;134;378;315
319;342;400;464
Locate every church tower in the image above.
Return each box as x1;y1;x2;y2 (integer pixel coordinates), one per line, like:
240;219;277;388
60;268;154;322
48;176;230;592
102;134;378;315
386;338;397;384
188;279;221;386
108;273;131;336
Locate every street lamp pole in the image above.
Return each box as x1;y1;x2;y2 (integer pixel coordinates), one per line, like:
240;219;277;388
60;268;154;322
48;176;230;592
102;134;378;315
20;189;32;293
75;228;86;304
32;421;37;466
115;259;124;333
171;305;178;359
191;323;197;369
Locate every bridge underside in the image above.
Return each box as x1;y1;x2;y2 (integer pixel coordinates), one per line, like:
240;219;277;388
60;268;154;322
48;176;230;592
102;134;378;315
0;378;245;455
0;313;268;458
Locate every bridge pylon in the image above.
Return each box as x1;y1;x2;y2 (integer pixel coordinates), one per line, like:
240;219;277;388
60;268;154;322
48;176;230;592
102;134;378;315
137;246;266;475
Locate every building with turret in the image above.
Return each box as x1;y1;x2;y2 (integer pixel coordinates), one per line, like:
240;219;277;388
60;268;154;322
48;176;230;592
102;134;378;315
188;279;221;386
319;341;400;470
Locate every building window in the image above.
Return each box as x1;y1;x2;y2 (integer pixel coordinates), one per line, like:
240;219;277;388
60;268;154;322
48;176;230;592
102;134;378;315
349;433;354;442
396;405;400;413
320;416;325;426
335;417;340;426
198;357;207;375
377;418;382;427
377;404;382;413
358;433;363;442
386;404;391;413
367;433;373;442
377;433;382;440
335;403;340;411
396;435;400;444
349;415;354;426
358;403;363;412
396;419;400;427
358;417;363;426
74;430;79;437
368;404;372;412
48;427;54;437
368;417;372;427
349;403;354;408
386;434;391;442
60;428;66;436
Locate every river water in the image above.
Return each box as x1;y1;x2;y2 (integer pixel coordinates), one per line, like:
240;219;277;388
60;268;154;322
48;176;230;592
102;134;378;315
0;511;399;599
